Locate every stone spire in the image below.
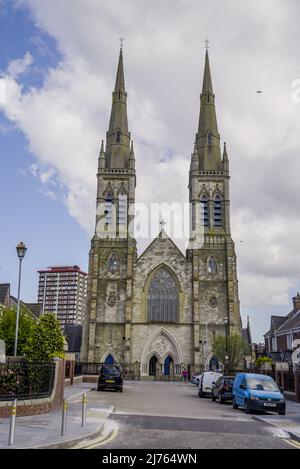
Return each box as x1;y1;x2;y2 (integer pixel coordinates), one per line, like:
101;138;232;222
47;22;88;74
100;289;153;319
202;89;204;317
195;50;222;171
105;47;131;169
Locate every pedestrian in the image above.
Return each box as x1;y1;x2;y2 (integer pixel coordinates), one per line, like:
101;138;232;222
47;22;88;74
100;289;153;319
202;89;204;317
181;368;188;383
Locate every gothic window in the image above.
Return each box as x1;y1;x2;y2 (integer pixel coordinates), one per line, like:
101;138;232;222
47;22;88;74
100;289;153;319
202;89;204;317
104;193;113;225
214;194;223;227
118;193;127;226
147;268;179;323
208;132;212;146
116;130;121;143
108;253;119;273
200;194;209;227
207;257;218;274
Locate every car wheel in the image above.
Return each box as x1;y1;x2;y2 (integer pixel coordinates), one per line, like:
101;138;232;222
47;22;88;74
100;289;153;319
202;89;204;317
245;400;252;414
212;393;216;402
278;411;285;416
198;389;203;398
232;397;238;409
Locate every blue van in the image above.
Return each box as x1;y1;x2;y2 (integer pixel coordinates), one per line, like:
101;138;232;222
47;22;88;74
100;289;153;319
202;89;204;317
232;373;286;415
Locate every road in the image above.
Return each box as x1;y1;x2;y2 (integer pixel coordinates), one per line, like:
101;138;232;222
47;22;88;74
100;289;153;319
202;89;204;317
85;381;298;449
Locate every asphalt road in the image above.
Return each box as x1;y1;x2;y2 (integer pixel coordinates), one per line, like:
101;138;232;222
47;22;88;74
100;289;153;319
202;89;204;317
86;381;297;449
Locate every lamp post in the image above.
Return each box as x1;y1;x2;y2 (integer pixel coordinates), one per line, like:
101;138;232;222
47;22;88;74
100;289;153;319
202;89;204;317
14;242;27;357
224;316;229;372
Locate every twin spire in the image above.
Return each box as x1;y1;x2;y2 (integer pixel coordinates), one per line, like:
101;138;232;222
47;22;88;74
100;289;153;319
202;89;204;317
101;44;228;172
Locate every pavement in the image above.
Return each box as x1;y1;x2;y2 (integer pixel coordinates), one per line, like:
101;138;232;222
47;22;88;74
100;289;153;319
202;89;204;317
0;382;113;449
252;399;300;443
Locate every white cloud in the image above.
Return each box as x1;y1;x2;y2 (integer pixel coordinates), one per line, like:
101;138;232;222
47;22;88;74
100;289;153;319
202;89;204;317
1;0;300;340
7;51;33;79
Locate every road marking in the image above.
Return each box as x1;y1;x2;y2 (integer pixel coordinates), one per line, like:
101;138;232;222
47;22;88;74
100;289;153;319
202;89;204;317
283;439;300;449
83;428;118;449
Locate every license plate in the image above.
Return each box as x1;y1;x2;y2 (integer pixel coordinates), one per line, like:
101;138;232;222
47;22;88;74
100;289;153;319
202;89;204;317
263;403;276;407
105;379;115;383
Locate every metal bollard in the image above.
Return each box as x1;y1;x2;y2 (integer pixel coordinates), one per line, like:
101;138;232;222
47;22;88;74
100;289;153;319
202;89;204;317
8;399;17;446
61;397;68;436
81;392;87;427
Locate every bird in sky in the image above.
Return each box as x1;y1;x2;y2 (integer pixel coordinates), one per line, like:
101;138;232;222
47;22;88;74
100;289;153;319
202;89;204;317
256;90;263;94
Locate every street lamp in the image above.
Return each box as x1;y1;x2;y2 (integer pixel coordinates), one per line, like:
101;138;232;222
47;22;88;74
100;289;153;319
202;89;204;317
14;242;27;356
224;316;229;372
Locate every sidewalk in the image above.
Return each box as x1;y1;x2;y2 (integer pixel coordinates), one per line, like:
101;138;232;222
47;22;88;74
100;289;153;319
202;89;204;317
253;400;300;442
0;383;113;449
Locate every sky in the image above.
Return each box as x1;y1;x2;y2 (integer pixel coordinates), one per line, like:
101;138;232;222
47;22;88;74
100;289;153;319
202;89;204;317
0;0;300;342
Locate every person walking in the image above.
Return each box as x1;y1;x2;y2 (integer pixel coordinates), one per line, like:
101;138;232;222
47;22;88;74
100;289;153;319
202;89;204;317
181;368;188;383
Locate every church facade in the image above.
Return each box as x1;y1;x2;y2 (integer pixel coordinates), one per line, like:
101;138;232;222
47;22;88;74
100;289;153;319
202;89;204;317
81;47;242;378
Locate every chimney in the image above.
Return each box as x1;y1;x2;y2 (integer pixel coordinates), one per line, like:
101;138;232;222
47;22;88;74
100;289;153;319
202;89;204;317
292;292;300;311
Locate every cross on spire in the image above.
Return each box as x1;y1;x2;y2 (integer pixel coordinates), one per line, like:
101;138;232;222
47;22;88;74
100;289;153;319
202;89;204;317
204;38;210;50
160;219;166;229
119;37;125;49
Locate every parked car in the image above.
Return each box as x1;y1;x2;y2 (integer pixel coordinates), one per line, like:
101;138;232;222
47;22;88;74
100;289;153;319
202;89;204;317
97;364;123;392
232;373;286;415
198;371;222;398
191;374;201;386
211;376;235;403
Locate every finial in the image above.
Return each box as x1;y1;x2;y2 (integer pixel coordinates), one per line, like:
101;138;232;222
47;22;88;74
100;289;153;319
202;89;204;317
204;38;210;51
100;140;104;152
160;219;166;230
119;37;125;49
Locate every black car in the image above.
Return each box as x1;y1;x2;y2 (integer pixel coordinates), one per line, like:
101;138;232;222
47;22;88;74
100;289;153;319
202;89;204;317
97;364;123;392
211;376;235;404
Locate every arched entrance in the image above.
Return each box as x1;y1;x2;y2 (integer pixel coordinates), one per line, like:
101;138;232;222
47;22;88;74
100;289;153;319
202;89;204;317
104;354;114;365
164;356;174;376
209;356;219;371
149;356;158;376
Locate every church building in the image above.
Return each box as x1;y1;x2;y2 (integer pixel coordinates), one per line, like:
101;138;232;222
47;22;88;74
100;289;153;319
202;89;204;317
81;46;242;378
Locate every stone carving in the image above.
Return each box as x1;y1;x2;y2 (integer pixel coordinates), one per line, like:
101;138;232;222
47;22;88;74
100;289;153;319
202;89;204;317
150;336;176;357
106;283;118;307
209;296;218;308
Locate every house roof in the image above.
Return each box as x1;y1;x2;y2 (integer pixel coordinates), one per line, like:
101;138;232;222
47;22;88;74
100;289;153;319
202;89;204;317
276;310;300;334
0;284;10;306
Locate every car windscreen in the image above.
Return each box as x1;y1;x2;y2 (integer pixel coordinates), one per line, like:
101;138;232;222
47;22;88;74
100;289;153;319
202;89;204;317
246;378;279;392
100;366;121;376
224;378;234;385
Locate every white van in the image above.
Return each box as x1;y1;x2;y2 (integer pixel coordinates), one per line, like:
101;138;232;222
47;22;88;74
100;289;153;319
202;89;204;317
198;371;222;398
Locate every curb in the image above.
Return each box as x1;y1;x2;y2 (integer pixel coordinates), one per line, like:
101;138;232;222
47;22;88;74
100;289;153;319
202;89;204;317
252;415;300;444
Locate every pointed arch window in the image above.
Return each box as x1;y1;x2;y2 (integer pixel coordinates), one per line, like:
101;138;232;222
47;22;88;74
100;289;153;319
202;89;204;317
208;132;212;146
200;194;209;227
118;193;127;226
214;194;223;227
108;253;119;272
116;130;121;143
104;193;113;225
147;268;179;323
208;257;218;274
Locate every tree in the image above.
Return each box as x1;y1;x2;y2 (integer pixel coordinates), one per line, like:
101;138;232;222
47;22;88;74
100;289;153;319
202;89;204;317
255;356;273;369
24;313;65;362
0;306;35;356
212;334;249;371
